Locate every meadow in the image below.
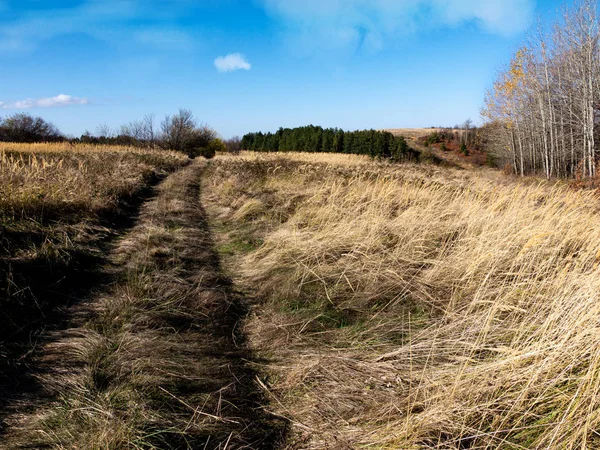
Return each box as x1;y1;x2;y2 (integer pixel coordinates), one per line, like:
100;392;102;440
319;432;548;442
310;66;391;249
203;151;600;448
4;143;600;448
0;144;286;449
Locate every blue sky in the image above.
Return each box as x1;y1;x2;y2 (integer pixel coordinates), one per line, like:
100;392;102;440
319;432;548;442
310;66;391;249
0;0;562;138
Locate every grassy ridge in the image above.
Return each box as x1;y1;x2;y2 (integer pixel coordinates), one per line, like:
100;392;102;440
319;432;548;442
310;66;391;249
204;151;600;448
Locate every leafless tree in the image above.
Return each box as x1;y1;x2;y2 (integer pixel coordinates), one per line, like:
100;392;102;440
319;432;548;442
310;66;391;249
483;0;600;179
159;109;217;157
143;113;156;147
95;123;114;139
225;136;242;154
0;113;63;142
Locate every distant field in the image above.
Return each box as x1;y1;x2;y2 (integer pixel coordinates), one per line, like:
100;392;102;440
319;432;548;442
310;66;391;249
384;127;466;141
204;150;600;448
383;127;442;140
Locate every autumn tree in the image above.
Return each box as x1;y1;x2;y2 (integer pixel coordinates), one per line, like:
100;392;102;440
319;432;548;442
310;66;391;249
482;0;600;179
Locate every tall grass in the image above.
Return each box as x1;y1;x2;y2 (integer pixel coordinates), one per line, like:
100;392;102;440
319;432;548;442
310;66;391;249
0;143;186;226
0;143;188;403
5;159;286;449
204;151;600;448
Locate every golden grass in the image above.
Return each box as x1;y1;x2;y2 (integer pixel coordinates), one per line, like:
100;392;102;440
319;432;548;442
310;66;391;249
382;128;462;141
0;142;188;297
0;143;187;226
204;151;600;448
217;150;374;166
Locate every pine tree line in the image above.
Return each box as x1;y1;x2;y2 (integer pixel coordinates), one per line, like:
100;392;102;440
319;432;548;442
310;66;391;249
241;125;417;161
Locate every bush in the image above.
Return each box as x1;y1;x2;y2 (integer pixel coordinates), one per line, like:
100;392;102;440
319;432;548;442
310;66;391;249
202;139;227;159
486;152;498;167
425;132;442;146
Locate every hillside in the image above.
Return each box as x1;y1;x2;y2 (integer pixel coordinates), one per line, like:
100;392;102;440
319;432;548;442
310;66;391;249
383;127;447;141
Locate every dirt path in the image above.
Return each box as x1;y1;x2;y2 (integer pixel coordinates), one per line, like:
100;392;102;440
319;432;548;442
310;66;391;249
1;160;287;449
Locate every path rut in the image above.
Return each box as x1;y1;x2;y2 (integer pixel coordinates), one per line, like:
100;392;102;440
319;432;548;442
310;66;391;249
0;159;287;449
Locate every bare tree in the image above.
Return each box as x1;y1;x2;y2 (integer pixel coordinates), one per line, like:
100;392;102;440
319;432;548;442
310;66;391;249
159;109;217;157
95;123;114;139
161;108;195;152
120;120;144;141
225;136;242;154
143;113;156;147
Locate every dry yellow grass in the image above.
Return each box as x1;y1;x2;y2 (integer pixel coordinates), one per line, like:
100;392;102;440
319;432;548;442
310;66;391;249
0;143;186;225
0;149;286;450
3;159;287;449
0;143;189;428
383;128;456;141
204;151;600;448
218;150;374;166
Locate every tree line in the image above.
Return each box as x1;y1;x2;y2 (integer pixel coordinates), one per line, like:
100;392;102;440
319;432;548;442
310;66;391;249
483;0;600;179
0;109;229;158
241;125;417;160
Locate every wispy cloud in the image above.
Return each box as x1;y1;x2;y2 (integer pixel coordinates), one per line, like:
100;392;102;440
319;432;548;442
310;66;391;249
134;29;195;51
214;53;251;73
259;0;535;52
0;0;198;54
0;94;89;109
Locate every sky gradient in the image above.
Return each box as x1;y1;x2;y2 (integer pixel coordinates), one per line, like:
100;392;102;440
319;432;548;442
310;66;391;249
0;0;563;138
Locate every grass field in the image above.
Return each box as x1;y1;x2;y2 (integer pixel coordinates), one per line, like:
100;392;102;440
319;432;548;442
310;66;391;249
0;143;187;329
383;128;451;141
0;145;289;449
203;151;600;448
3;144;600;448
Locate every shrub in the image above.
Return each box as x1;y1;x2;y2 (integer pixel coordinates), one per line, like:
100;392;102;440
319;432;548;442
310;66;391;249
460;142;469;156
0;113;64;143
197;138;226;159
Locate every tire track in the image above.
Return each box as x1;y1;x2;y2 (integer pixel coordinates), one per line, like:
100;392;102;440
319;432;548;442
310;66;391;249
1;159;288;449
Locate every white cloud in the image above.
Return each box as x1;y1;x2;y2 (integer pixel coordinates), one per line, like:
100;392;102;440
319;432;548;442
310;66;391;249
214;53;252;73
259;0;535;52
0;94;89;109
